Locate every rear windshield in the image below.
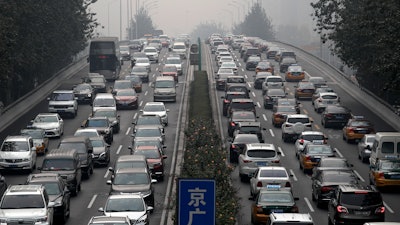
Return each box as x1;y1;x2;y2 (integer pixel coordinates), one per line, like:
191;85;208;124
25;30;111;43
247;150;276;158
287;118;310;123
340;192;382;206
230;102;254;110
260;169;287;177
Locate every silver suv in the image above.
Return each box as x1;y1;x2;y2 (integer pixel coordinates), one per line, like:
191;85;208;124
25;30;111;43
0;185;55;225
281;114;313;142
152;76;177;102
47;90;78;118
0;136;37;172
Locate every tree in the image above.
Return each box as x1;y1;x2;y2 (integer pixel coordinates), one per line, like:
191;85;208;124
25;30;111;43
233;3;275;40
311;0;400;102
128;6;156;39
190;22;226;42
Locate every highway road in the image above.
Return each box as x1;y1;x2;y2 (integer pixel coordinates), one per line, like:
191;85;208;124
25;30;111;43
0;39;399;225
204;42;400;224
0;47;191;225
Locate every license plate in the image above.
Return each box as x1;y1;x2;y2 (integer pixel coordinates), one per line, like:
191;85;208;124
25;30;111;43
390;175;400;179
303;90;312;93
336;116;344;119
357;130;367;134
57;110;65;112
257;162;267;166
354;211;370;216
327;101;333;104
8;164;18;167
271;209;283;213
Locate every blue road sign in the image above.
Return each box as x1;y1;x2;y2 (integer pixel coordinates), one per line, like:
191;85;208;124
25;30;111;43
178;179;216;225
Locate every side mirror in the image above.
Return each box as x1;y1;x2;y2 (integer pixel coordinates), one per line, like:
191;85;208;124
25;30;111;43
151;179;158;184
98;207;104;212
108;167;114;173
106;180;112;185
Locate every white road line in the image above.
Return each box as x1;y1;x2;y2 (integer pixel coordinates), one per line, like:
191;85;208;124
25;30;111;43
289;169;297;181
304;71;311;79
383;201;394;213
103;169;110;178
252;92;256;98
144;90;148;96
87;194;97;208
139;101;143;107
303;109;309;114
257;102;261;108
278;146;285;157
125;127;131;136
262;114;268;121
269;129;275;137
304;197;315;212
244;74;248;79
133;112;137;120
352;170;365;182
116;145;123;155
238;63;241;67
334;148;343;158
247;82;251;88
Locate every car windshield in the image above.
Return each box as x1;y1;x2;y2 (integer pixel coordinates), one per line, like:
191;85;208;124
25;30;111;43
163;67;177;72
131;67;147;72
276;106;297;113
136;58;149;63
114;82;131;89
320;160;347;167
287;118;309;123
116;161;147;170
87;119;108;127
113;173;149;185
302;135;324;141
259;169;287;178
137;117;160;125
227;94;247;101
125;76;141;83
42;159;74;170
89;77;105;83
155;80;174;88
50;93;74;101
59;143;87;154
227;77;244;83
144;48;156;53
133;140;161;149
234;135;259;143
144;105;164;112
90;139;105;147
0;195;44;209
75;84;91;91
340;192;382;206
268;89;285;95
120;46;129;51
105;198;144;212
174;45;185;49
135;129;161;137
1;141;29;152
230;102;254;110
247;150;276;158
379;161;400;170
349;121;372;127
34;115;58;123
228;86;247;93
307;145;333;154
116;90;136;96
20;129;44;139
134;149;160;159
166;58;181;64
41;182;61;195
75;130;98;137
267;78;282;82
232;112;255;120
259;193;293;203
240;126;260;133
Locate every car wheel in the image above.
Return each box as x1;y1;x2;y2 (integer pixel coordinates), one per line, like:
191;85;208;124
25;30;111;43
328;217;333;225
229;150;235;163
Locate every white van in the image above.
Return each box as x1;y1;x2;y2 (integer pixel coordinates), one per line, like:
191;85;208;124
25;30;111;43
91;93;116;113
172;42;187;59
369;132;400;165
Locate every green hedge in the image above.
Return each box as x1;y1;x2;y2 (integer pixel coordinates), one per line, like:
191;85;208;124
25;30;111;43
177;71;239;225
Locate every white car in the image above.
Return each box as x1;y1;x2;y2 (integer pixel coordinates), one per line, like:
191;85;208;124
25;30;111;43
141;102;169;126
217;56;234;67
238;143;281;182
29;113;64;138
262;76;285;95
134;57;151;72
281;114;313;142
249;166;292;199
74;128;101;138
220;62;238;74
0;136;37;172
98;194;153;224
313;92;340;113
165;56;183;75
143;46;159;63
294;131;327;158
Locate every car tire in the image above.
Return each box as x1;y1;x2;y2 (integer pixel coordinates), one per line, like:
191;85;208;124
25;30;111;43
229;150;235;163
328;217;333;225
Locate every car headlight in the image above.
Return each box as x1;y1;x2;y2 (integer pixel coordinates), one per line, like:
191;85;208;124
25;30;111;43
99;152;106;158
22;158;30;162
88;93;92;97
141;190;152;198
133;214;148;225
35;216;48;223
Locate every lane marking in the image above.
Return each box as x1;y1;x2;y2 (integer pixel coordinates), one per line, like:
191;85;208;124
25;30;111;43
116;145;122;155
262;114;267;121
125;127;131;136
144;90;148;96
303;109;309;114
247;82;251;88
252;92;256;98
278;146;285;157
352;170;365;182
87;194;97;208
257;102;261;108
244;74;248;79
133;112;138;120
334;148;343;158
104;169;109;178
383;201;394;213
304;197;315;212
139;101;143;107
269;129;275;137
289;169;297;181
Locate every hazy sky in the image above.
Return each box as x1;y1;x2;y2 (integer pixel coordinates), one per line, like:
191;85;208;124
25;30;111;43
90;0;315;39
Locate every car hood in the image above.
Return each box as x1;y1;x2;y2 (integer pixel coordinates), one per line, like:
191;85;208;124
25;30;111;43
0;151;31;159
0;208;47;218
111;184;151;194
32;122;60;129
115;96;136;101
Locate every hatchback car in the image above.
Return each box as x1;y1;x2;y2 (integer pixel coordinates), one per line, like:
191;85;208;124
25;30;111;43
281;114;313;142
328;184;385;225
229;134;260;163
131;66;150;82
262;76;285;95
29;113;64;138
107;167;157;207
249;167;292;199
233;122;265;143
321;105;352;128
294;131;328;157
313;92;340;113
238;143;280;181
298;143;336;173
228;111;258;137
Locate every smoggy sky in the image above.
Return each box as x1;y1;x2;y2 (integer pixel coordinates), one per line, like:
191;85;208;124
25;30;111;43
90;0;315;39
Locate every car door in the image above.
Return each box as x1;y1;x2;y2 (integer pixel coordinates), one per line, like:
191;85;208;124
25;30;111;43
250;168;259;194
29;138;37;167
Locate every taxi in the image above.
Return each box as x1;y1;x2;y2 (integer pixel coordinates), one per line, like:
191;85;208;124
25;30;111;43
251;185;299;225
342;116;375;143
369;159;400;188
256;60;274;75
294;81;315;100
298;143;335;173
285;65;305;82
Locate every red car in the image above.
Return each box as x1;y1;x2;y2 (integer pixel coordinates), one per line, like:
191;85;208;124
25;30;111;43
161;65;178;82
114;89;139;109
132;145;167;181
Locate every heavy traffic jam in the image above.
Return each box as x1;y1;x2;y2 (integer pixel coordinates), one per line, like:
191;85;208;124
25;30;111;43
0;32;398;225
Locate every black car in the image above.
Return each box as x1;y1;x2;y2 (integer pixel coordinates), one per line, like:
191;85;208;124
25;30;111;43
229;134;260;163
73;83;95;104
26;173;71;222
279;57;297;73
83;74;107;93
90;136;111;166
225;83;250;98
321;105;352;128
328;184;385;225
81;116;114;144
312;169;358;208
222;91;249;117
92;108;120;134
253;73;269;89
232;122;265;143
228;111;258;137
245;56;261;71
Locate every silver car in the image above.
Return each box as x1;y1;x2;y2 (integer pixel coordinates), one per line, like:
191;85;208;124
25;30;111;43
281;114;313;142
358;134;376;163
29;113;64;138
294;131;328;158
238;143;281;182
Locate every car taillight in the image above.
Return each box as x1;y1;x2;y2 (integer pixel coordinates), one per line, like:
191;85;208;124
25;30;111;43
299;139;304;144
285;124;292;127
256;206;263;213
285;182;291;187
375;206;385;214
348;128;354;133
291;206;299;213
230;122;236;127
378;172;385;179
224;99;230;104
321;186;333;192
336;205;348;213
272;160;280;164
325;113;333;118
243;160;252;163
231;144;236;149
305;156;311;161
153;163;162;169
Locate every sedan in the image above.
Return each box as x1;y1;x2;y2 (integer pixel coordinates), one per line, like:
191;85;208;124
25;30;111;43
132;145;167;181
141;102;169;126
249;166;292;199
90;136;111;166
369;159;400;189
114;89;139;110
131;65;150;82
92;108;120;134
220;61;238;75
299;143;336;173
134;58;151;72
29;113;64;138
294;131;328;158
161;65;178;82
82;116;114;144
342;116;375;143
132;125;165;145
